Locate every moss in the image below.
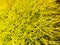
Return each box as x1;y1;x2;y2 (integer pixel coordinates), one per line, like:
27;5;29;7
53;21;60;28
0;0;60;45
3;34;12;42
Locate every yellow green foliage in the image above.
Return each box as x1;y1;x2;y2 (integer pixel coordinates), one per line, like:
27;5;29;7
0;0;60;45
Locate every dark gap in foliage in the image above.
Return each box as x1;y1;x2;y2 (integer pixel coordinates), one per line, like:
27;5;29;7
53;22;60;28
56;0;60;4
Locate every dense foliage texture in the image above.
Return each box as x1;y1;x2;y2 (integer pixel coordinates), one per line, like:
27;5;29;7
0;0;60;45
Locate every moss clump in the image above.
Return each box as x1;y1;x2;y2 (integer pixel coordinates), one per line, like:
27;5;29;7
0;0;60;45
